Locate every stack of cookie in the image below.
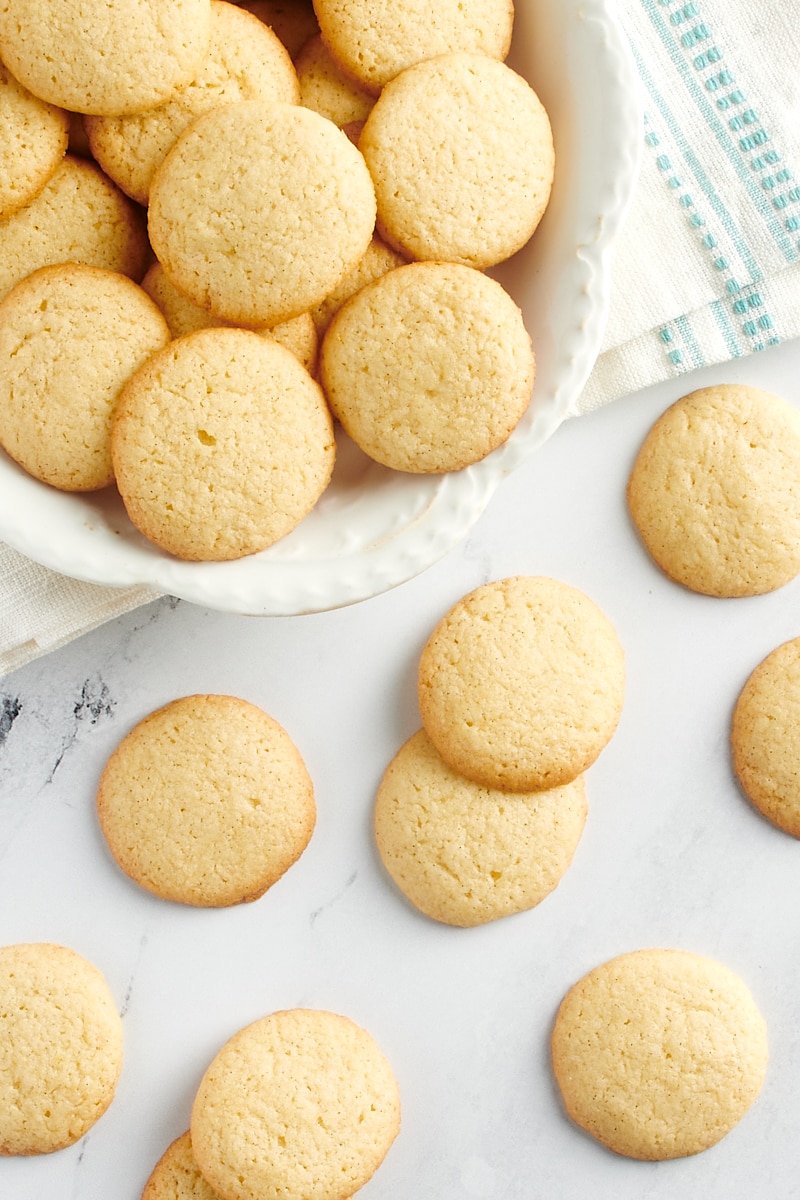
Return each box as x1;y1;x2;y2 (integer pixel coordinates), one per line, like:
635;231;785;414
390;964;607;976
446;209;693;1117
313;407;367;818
0;0;555;563
375;575;626;927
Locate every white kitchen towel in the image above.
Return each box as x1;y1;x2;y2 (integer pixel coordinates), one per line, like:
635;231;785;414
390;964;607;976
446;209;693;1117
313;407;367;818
577;0;800;413
1;0;799;675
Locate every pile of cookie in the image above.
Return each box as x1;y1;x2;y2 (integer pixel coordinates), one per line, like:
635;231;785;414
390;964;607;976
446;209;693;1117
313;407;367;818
0;0;554;561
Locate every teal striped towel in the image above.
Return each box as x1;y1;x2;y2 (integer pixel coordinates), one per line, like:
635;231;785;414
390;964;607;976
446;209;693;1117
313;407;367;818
578;0;800;413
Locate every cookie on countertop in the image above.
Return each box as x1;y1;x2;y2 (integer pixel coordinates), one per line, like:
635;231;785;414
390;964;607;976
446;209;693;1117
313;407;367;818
142;1132;222;1199
732;636;800;838
238;0;319;60
295;34;374;128
0;154;150;303
0;0;212;116
418;576;625;792
148;100;376;327
141;261;318;373
313;0;514;94
111;327;335;560
551;948;769;1160
320;260;534;472
0;62;69;219
375;729;587;927
0;942;124;1156
0;263;170;491
86;1;300;205
191;1008;400;1200
627;383;800;597
359;51;554;268
97;694;316;907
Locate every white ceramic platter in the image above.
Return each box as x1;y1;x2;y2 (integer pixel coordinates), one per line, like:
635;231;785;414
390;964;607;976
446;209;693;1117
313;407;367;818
0;0;642;615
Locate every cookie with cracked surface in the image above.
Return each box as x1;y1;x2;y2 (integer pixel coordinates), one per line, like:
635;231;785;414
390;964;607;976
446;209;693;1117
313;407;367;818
320;260;534;472
0;62;69;219
732;636;800;838
0;942;123;1156
627;384;800;597
111;326;335;561
97;694;315;907
418;576;625;792
551;948;769;1160
0;263;170;490
86;1;300;206
375;729;587;927
140;261;318;373
0;0;212;116
148;100;376;327
359;51;553;268
0;155;149;303
313;0;513;94
190;1008;400;1200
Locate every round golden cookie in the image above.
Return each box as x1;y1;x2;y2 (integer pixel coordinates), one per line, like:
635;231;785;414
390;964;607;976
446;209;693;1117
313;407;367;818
375;729;587;927
313;0;514;94
418;576;625;792
0;62;69;220
191;1008;400;1200
148;100;376;327
86;1;300;206
551;948;769;1160
731;636;800;837
0;942;124;1156
320;261;534;472
359;52;554;268
0;154;149;304
111;327;335;561
310;234;406;338
96;694;316;907
140;261;318;373
0;0;212;117
143;1132;222;1200
627;384;800;597
296;34;374;128
0;263;170;491
238;0;320;60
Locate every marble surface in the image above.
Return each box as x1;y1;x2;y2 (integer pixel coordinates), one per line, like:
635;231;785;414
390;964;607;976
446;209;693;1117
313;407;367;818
2;339;800;1199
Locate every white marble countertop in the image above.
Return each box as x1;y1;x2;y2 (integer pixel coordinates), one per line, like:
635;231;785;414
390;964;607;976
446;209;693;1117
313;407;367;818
2;338;800;1200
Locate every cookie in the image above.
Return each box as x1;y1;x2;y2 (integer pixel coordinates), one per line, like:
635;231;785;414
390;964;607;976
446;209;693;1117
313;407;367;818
313;0;514;94
0;263;170;491
627;384;800;597
359;52;554;268
0;154;149;303
0;0;212;116
551;948;769;1160
418;576;625;792
111;327;335;560
86;1;300;205
0;942;123;1156
731;636;800;837
191;1008;401;1200
148;100;376;327
239;0;320;60
319;261;534;472
140;261;318;374
295;34;374;128
97;694;315;906
142;1132;221;1200
309;233;406;338
375;729;587;927
0;61;69;219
